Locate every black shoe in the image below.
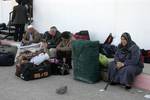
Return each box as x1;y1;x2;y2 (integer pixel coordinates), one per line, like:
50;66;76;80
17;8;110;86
125;85;132;90
110;82;118;85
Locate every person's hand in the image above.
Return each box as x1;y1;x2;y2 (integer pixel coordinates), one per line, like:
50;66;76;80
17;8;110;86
116;62;124;69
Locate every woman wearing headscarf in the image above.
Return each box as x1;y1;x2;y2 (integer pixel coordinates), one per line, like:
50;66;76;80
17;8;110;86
108;32;144;89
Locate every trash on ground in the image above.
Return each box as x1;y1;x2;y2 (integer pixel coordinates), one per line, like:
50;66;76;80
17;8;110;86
137;90;144;93
56;85;68;95
144;94;150;99
99;89;105;92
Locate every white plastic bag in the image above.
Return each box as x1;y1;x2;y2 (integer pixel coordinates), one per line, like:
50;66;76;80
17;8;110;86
30;53;49;65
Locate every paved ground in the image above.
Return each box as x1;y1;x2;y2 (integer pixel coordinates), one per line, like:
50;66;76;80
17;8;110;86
143;63;150;75
0;66;149;100
0;38;149;100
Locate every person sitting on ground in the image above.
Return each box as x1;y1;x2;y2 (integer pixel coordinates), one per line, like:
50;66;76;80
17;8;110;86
56;31;75;68
21;25;41;45
43;26;61;48
108;32;144;89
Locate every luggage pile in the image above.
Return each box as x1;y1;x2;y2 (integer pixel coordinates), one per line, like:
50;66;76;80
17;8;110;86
72;40;101;83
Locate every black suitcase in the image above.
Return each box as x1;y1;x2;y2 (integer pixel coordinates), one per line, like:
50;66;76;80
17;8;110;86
18;62;51;81
0;45;17;66
0;52;15;66
0;45;17;55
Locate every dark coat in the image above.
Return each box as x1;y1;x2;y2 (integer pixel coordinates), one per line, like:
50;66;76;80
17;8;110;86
12;4;27;24
43;31;61;48
22;30;41;45
108;33;143;85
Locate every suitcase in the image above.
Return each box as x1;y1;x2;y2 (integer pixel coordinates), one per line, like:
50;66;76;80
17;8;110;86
0;45;17;55
0;45;17;66
141;49;150;63
16;61;51;81
74;30;90;40
0;52;15;66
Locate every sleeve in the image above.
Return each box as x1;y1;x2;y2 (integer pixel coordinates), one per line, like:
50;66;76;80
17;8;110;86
22;33;30;44
124;45;140;66
24;7;28;23
43;31;48;40
32;32;41;43
55;32;62;46
114;49;120;62
12;7;16;22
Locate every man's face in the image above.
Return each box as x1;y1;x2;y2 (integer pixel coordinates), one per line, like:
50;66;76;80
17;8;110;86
28;28;34;33
49;28;56;36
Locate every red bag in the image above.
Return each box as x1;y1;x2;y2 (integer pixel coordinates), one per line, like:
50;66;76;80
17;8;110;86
74;30;90;40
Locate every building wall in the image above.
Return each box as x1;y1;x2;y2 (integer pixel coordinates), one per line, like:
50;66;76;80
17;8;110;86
33;0;150;49
115;0;150;49
33;0;116;43
0;0;13;23
0;0;150;49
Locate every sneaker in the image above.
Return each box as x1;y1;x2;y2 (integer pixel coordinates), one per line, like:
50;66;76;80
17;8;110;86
125;85;132;90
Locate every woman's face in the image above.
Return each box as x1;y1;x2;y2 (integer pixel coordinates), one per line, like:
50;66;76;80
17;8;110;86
121;37;127;46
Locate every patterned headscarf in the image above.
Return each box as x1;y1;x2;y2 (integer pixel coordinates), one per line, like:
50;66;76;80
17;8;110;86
118;32;135;54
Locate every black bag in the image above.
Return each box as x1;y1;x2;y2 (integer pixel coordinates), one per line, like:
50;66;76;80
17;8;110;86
19;62;51;81
50;58;70;75
100;44;117;58
141;49;150;63
74;30;90;40
0;45;17;66
0;52;15;66
0;23;6;30
0;45;18;56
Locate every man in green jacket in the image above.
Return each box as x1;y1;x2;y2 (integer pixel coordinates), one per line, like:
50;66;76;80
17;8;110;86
43;26;61;49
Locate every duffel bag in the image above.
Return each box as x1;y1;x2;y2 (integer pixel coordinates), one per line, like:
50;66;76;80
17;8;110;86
18;61;51;81
0;52;15;66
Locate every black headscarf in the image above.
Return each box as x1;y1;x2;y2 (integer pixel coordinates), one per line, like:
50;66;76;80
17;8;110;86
118;32;136;54
61;31;71;39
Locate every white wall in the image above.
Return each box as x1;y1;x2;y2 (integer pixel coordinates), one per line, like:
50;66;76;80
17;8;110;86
0;0;13;23
0;0;150;49
115;0;150;49
0;0;1;22
33;0;150;49
33;0;116;42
